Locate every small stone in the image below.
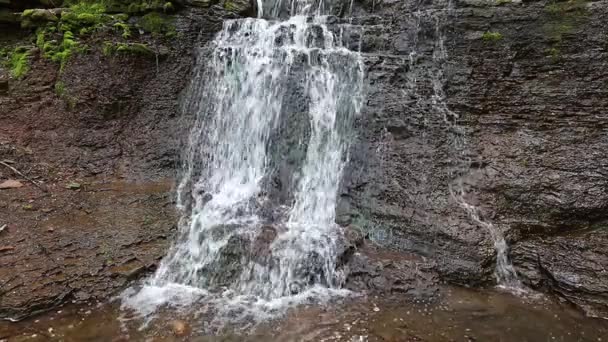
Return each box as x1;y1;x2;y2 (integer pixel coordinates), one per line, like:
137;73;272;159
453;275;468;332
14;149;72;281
0;180;23;189
170;320;188;336
66;182;81;190
47;228;54;233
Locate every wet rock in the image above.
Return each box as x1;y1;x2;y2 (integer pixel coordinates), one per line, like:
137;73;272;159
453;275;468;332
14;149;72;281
222;0;252;14
512;231;608;318
0;73;8;94
251;224;278;262
345;242;438;297
201;233;250;288
341;0;608;316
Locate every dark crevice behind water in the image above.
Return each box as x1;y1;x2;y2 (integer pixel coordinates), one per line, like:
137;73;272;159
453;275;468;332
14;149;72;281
121;0;365;329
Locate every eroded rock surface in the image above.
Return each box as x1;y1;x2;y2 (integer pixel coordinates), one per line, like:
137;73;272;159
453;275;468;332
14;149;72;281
338;0;608;316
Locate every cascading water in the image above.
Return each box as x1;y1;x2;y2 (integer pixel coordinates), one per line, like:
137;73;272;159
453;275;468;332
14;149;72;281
122;0;364;326
425;10;522;289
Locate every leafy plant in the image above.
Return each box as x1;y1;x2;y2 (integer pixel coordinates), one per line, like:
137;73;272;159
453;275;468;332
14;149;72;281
2;47;31;79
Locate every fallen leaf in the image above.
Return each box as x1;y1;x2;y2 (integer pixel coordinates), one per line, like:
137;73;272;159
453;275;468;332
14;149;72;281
0;180;23;189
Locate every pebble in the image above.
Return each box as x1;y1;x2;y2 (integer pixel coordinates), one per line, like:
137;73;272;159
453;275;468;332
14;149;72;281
170;320;188;336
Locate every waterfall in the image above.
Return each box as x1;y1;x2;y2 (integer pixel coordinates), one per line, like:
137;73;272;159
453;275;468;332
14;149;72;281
122;0;364;326
427;11;522;289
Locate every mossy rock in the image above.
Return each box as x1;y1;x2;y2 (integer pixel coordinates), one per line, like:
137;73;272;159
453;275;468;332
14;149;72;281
100;0;175;14
21;8;59;28
188;0;216;8
223;0;252;14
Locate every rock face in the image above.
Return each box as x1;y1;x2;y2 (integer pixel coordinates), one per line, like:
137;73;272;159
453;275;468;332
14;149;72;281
338;0;608;317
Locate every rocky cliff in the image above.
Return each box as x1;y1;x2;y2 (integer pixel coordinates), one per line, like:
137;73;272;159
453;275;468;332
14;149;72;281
342;0;608;318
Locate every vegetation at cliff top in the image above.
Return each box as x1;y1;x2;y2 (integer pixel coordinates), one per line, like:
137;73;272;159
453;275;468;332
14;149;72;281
11;0;176;77
543;0;588;59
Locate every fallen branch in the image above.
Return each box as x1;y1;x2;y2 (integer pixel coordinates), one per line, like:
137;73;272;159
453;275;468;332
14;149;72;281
0;160;47;192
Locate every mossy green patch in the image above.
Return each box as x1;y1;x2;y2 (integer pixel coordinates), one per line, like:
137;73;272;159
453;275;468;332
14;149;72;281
482;31;503;42
138;12;175;37
54;80;79;109
1;47;31;79
10;49;31;79
543;0;588;59
55;80;66;96
113;22;131;38
60;2;108;33
20;1;176;74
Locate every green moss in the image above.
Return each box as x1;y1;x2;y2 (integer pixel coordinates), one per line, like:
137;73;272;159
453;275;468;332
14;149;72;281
482;31;503;42
3;47;31;79
54;80;78;108
18;1;176;74
163;2;174;12
545;47;561;62
545;0;587;15
138;12;175;36
11;50;30;79
61;2;108;33
113;22;131;38
55;80;66;96
21;8;59;28
543;0;588;59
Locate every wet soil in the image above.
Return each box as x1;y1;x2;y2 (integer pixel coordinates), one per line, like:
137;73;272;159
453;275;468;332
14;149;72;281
1;286;607;341
0;175;176;320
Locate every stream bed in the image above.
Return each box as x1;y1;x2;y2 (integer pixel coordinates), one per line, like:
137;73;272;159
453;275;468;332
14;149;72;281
2;286;607;341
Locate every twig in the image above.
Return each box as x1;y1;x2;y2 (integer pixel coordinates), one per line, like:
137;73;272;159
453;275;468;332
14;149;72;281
0;160;47;192
0;224;6;233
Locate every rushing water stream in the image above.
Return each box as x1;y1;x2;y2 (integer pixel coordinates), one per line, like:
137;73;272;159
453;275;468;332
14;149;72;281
122;0;364;326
